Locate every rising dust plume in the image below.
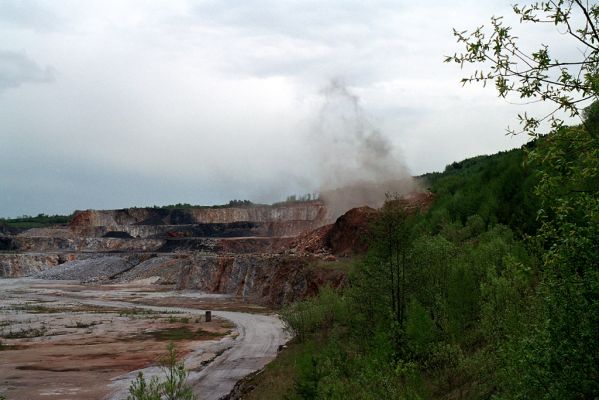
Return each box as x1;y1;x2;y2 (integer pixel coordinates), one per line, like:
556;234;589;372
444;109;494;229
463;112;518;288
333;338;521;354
310;80;418;219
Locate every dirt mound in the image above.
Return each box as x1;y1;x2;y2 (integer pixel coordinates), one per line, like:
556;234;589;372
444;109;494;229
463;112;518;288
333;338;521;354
288;206;377;257
289;224;333;254
289;191;434;257
34;256;135;281
69;210;94;226
401;191;435;212
326;206;378;256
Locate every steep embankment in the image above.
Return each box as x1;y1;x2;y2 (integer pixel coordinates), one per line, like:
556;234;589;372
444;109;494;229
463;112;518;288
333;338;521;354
69;202;328;237
0;201;342;305
0;196;430;306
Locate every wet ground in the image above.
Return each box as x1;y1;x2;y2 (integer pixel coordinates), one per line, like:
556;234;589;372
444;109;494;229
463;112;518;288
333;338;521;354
0;279;288;400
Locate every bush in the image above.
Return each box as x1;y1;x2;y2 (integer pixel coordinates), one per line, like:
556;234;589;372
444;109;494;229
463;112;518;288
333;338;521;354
280;286;347;342
127;342;196;400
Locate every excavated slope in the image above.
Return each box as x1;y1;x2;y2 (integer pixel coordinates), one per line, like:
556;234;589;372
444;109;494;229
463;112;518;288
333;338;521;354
70;202;327;229
0;194;433;306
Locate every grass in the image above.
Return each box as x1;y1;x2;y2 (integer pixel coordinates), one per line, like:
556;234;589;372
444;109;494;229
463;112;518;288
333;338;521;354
15;303;123;314
0;326;48;339
0;339;16;351
118;308;167;318
309;256;361;272
168;316;190;324
16;304;64;314
148;327;226;341
65;321;99;329
233;339;310;400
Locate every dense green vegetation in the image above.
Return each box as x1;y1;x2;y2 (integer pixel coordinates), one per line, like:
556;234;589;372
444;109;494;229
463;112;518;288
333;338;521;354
0;213;72;229
420;142;539;235
270;144;539;399
264;2;599;398
264;114;597;399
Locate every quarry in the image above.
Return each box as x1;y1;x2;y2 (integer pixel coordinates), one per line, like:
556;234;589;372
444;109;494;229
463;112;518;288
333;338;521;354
0;197;403;400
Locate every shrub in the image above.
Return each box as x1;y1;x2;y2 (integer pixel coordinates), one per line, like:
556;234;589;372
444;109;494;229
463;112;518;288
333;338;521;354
280;286;346;342
127;342;196;400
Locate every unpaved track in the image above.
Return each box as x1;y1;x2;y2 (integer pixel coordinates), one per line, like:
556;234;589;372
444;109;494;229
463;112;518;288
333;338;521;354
0;279;290;400
102;303;289;400
189;311;286;398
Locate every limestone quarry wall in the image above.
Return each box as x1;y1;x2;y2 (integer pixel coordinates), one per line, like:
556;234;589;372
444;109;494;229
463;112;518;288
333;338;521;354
176;254;346;306
0;253;96;278
0;251;346;307
12;237;165;253
70;202;328;228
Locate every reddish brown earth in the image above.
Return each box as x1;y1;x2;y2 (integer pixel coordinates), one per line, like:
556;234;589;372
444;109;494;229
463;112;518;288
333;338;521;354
288;192;433;258
0;192;436;399
326;206;378;256
2;336;195;399
0;281;234;400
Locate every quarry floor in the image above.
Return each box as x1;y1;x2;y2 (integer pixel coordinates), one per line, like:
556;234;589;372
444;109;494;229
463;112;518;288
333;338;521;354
0;279;289;400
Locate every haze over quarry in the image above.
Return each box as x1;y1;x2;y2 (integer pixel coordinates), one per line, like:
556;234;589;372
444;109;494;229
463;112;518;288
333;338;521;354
0;0;568;217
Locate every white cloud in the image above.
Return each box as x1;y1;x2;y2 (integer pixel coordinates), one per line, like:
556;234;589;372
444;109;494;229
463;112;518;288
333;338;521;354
0;0;568;216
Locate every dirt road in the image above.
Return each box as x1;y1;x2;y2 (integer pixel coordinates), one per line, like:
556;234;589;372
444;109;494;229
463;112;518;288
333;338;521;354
105;306;289;400
0;279;290;400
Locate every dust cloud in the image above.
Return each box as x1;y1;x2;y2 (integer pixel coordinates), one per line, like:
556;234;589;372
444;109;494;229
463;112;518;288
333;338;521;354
309;80;417;219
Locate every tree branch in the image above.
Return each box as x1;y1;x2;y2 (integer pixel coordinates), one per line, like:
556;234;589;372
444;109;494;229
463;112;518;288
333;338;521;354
574;0;599;44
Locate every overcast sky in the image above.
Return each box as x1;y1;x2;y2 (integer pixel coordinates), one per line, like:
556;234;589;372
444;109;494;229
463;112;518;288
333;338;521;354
0;0;568;217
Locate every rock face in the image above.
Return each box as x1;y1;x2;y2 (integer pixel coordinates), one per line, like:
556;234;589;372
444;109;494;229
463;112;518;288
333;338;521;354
177;255;347;306
0;254;66;278
69;202;328;237
0;201;340;305
0;194;431;306
12;236;164;253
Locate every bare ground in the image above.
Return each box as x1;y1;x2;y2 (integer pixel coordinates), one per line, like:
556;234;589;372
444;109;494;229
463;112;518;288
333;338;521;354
0;279;289;400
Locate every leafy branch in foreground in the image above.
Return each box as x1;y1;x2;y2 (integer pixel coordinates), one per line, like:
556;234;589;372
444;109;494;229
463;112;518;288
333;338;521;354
448;1;599;398
127;342;196;400
445;0;599;136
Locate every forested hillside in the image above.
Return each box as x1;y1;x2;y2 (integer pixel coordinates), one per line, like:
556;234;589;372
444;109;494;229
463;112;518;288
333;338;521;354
421;142;539;235
244;4;596;398
237;115;598;399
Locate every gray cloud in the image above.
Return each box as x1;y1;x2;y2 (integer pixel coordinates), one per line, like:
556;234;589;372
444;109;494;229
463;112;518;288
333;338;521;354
190;0;398;40
0;1;62;31
0;0;552;217
163;0;410;84
0;50;55;91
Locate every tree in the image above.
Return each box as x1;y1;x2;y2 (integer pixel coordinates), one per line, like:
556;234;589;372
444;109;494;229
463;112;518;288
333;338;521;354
369;194;418;336
447;2;599;398
446;1;599;135
127;342;196;400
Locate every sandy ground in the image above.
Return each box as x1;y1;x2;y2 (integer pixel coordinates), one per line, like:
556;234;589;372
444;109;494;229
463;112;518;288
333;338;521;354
0;278;289;400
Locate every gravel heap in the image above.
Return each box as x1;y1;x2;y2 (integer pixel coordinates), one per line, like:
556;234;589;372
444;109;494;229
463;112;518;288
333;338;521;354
115;255;184;283
34;256;134;281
